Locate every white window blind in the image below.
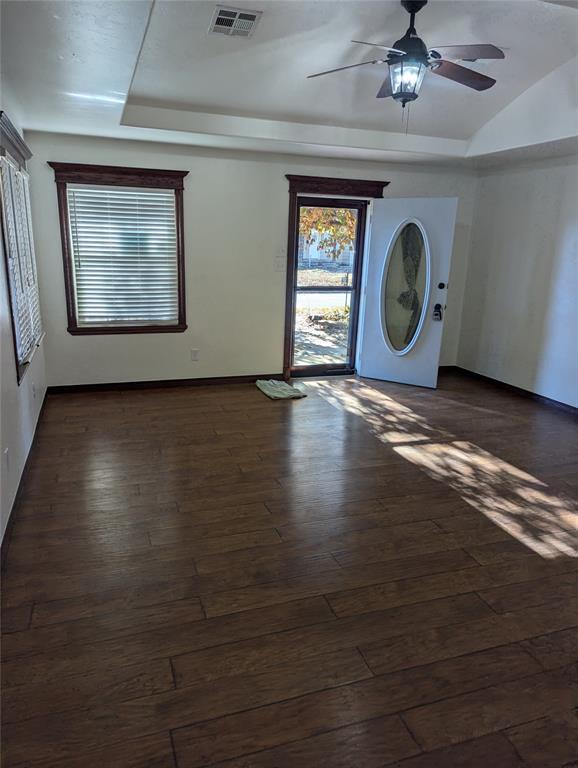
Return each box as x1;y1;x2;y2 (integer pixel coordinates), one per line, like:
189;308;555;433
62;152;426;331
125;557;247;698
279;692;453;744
0;155;43;367
66;184;179;327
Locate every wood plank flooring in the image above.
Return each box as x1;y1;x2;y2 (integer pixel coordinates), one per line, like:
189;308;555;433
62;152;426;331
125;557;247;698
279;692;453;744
2;371;577;767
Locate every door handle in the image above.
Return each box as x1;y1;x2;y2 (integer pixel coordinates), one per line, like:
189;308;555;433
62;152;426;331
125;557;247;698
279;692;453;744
433;303;443;321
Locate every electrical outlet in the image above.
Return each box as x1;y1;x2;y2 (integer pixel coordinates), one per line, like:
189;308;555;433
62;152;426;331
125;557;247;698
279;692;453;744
32;382;36;399
190;349;199;362
3;448;9;473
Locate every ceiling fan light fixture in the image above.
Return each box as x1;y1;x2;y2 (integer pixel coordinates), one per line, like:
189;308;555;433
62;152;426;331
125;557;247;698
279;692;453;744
389;58;427;106
306;0;504;108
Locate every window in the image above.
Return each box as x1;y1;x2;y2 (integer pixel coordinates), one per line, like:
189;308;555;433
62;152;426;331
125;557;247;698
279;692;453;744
0;112;44;383
49;163;188;334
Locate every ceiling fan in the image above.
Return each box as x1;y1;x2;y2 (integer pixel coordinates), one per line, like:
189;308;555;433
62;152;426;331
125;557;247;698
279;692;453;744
307;0;505;108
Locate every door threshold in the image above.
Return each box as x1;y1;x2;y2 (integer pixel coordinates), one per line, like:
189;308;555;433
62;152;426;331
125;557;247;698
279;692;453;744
291;367;356;379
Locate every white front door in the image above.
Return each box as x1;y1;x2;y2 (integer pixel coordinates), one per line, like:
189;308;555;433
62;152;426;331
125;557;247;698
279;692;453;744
357;197;458;388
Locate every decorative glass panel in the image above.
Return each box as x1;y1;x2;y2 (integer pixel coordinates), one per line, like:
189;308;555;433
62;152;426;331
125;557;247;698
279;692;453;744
382;222;427;352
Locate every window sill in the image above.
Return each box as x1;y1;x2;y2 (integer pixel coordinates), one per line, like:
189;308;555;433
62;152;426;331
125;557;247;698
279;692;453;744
67;323;188;336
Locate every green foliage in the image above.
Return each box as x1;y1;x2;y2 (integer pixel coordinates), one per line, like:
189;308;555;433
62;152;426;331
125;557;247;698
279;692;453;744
296;305;350;323
297;268;351;288
320;306;350;322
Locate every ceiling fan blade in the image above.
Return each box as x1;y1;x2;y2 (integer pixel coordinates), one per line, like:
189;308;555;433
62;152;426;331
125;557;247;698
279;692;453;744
429;44;505;61
376;77;392;98
307;58;386;79
431;60;496;91
351;40;407;55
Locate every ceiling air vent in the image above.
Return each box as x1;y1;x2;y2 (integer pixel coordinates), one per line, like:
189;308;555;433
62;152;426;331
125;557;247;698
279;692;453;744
209;6;262;37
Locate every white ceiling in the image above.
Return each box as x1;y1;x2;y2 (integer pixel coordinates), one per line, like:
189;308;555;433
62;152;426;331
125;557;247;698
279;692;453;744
130;0;577;139
2;0;577;163
1;1;151;134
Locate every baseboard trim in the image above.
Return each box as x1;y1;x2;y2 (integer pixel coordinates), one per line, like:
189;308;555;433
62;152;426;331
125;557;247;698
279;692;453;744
47;373;284;394
1;391;48;572
440;365;577;416
47;368;576;413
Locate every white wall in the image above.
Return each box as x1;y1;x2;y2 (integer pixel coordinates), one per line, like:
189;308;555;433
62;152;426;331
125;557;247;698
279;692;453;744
25;131;476;386
468;57;578;158
0;106;47;542
459;154;578;408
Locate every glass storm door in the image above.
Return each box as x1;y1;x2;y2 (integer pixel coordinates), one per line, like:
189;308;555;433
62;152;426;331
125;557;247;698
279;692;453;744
357;197;458;388
287;198;367;377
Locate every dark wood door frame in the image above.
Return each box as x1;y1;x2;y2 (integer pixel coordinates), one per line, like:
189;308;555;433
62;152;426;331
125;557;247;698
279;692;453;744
288;196;369;376
285;197;368;379
283;176;389;380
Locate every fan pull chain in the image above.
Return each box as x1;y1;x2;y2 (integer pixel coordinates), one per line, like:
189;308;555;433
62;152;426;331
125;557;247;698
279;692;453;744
400;103;411;135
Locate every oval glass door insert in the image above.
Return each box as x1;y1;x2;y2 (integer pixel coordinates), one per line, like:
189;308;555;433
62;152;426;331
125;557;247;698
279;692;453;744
382;222;429;353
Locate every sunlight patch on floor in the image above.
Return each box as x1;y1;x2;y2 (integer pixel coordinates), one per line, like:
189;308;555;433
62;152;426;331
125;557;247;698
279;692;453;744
309;381;453;445
397;440;578;559
309;379;578;559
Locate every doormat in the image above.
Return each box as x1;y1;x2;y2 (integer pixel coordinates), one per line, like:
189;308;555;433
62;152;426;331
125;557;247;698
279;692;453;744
256;379;307;400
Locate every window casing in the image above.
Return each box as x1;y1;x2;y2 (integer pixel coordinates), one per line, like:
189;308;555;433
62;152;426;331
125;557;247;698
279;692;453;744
49;163;188;335
0;116;44;383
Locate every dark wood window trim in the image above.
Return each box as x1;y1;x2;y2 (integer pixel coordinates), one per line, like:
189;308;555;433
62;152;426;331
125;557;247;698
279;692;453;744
48;162;189;335
0;111;32;170
48;163;188;190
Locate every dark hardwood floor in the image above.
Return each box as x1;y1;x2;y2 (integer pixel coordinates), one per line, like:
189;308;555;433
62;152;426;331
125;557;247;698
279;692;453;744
2;371;577;767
